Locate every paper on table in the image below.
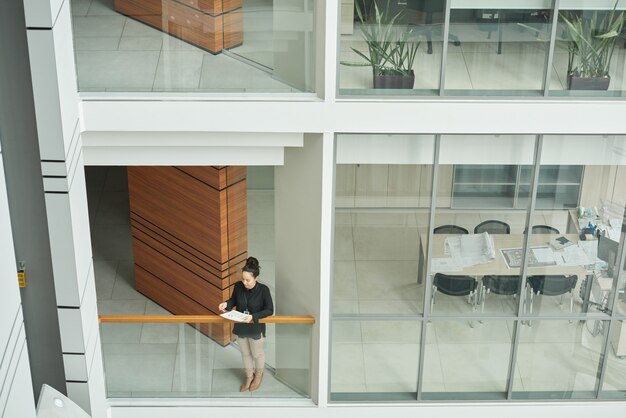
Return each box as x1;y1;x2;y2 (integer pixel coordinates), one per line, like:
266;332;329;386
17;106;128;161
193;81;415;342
532;247;555;264
444;233;495;267
561;245;595;267
431;258;462;273
220;310;249;322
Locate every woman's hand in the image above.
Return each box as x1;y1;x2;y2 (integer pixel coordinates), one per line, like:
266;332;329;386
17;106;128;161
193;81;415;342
218;302;227;312
243;314;253;323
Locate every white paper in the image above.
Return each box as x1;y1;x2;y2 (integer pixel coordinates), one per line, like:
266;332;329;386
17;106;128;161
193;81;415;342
444;233;495;268
220;310;249;322
431;258;462;273
532;247;555;264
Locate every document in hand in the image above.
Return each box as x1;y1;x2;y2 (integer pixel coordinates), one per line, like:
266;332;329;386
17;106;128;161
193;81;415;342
220;310;249;322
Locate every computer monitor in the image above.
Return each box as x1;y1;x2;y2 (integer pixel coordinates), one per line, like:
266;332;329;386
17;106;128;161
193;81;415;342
597;235;625;276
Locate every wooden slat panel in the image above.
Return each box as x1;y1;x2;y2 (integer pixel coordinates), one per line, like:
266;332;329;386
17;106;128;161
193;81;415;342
100;315;316;324
130;212;228;272
226;180;247;261
131;221;225;279
132;225;228;288
223;9;243;49
128;166;224;261
226;166;246;186
177;166;222;190
223;0;242;12
114;0;164;29
134;239;228;309
135;266;232;345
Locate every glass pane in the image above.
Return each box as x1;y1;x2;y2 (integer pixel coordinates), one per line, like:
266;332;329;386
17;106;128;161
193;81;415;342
601;320;626;398
550;1;626;97
512;320;604;398
330;320;421;400
432;135;536;316
333;134;435;315
421;320;514;399
527;135;626;318
71;0;315;93
338;0;442;95
101;321;310;398
445;3;553;95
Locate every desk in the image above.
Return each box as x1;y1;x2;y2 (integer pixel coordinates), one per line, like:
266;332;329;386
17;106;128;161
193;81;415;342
419;233;587;279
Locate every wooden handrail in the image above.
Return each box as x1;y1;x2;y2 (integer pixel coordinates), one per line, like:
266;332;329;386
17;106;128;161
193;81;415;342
98;315;315;324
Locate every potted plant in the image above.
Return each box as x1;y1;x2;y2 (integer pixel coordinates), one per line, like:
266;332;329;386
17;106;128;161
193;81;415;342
561;2;625;90
342;0;420;89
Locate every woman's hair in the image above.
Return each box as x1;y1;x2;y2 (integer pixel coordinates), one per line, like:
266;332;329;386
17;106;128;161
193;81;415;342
242;256;260;278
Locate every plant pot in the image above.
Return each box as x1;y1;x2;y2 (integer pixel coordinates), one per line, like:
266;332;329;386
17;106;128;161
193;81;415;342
567;74;610;91
373;71;415;89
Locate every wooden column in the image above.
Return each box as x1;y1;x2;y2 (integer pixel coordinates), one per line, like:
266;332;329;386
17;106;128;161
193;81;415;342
128;166;247;345
114;0;243;54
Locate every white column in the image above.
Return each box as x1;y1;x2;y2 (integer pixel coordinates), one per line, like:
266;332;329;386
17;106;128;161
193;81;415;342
23;1;106;416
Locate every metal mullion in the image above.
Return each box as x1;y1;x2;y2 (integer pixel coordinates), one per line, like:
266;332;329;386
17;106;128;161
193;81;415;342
595;211;626;396
438;1;452;95
417;134;441;401
543;0;561;96
506;135;543;400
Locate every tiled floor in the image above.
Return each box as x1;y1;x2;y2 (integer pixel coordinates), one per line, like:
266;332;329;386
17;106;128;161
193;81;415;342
86;166;297;398
71;0;298;92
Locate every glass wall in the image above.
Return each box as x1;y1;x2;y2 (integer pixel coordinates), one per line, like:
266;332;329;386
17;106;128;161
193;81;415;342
338;0;626;97
331;134;626;402
71;0;315;93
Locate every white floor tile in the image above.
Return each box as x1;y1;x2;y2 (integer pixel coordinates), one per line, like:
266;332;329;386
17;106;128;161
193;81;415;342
73;16;126;38
153;51;205;90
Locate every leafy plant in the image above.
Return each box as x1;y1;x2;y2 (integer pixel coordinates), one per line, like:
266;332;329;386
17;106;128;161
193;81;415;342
341;0;419;77
561;2;625;78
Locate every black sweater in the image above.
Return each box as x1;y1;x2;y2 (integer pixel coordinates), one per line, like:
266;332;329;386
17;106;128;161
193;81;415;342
225;281;274;338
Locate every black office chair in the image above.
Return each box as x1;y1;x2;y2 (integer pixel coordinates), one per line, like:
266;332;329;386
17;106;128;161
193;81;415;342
431;273;477;313
407;0;461;54
434;224;469;234
481;275;520;312
526;275;578;317
531;225;560;235
474;220;511;234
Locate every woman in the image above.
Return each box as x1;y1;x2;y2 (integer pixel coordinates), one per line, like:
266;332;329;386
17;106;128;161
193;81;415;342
218;257;274;391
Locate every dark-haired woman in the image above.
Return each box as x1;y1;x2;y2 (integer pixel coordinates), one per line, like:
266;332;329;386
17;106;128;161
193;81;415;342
218;257;273;391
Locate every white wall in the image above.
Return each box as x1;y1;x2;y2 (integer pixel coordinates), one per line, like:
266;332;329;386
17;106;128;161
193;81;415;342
275;134;324;402
0;151;36;418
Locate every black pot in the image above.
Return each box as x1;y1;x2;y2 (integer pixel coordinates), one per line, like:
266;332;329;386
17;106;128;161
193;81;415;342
567;74;610;90
373;71;415;89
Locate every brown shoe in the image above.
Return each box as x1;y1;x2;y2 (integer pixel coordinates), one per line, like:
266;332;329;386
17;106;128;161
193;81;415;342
240;370;253;392
249;370;263;391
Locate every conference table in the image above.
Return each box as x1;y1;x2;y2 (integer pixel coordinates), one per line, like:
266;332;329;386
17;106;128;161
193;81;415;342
419;233;588;280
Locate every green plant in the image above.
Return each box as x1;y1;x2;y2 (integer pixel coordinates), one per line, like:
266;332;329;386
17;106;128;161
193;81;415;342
341;0;419;77
561;2;625;78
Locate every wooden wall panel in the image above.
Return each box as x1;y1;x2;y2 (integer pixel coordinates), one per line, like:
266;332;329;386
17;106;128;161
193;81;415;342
136;266;232;344
128;166;247;346
114;0;244;54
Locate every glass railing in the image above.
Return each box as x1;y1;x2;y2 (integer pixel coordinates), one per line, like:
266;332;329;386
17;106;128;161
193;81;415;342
71;0;315;93
338;0;626;97
99;314;313;398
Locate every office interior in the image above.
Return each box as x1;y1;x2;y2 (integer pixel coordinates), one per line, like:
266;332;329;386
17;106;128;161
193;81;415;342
331;134;626;400
339;0;626;96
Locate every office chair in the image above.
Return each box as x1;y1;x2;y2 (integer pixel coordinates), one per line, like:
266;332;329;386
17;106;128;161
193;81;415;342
526;275;578;320
407;0;461;54
531;225;560;235
481;275;520;312
431;273;477;314
434;224;469;235
474;220;511;235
